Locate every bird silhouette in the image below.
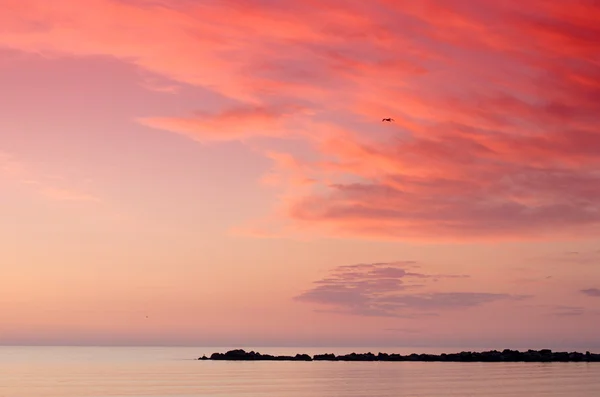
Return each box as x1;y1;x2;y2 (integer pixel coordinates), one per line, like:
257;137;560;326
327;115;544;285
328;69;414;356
382;118;394;122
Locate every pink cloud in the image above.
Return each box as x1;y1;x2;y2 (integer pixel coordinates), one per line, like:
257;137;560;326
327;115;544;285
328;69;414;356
138;104;311;142
294;261;526;318
2;0;599;241
259;151;317;188
284;164;600;241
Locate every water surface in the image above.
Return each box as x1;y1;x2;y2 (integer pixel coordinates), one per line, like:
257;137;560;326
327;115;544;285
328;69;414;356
1;346;599;397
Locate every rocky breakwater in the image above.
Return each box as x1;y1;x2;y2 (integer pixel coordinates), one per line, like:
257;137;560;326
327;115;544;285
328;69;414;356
198;349;600;362
201;349;312;361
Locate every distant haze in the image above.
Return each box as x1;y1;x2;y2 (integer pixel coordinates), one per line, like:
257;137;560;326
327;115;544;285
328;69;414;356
1;0;599;348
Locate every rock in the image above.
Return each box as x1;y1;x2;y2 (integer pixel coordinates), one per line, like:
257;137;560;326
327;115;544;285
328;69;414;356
313;353;337;361
294;354;312;361
198;349;600;362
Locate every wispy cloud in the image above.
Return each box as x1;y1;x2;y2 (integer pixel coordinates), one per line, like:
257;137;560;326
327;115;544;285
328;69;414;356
0;151;99;203
0;151;27;179
384;327;423;334
523;250;600;277
294;261;526;318
581;288;600;298
138;104;311;142
2;0;599;240
39;186;100;202
551;250;600;266
549;305;587;317
529;303;600;317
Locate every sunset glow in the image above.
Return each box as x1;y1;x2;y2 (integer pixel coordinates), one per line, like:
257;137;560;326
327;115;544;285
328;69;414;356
1;0;599;348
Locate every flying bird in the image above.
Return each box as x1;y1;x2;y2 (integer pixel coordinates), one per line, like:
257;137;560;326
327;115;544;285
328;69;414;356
382;118;394;122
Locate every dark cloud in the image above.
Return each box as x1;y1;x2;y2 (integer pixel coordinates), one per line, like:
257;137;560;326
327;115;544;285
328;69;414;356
581;288;600;298
294;261;525;318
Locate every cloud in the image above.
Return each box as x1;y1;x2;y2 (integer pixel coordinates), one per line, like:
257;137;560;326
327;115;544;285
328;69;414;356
552;306;586;317
384;327;423;334
137;76;181;94
0;151;28;179
286;169;600;241
138;104;312;142
39;186;100;202
548;305;600;317
0;151;99;203
259;151;317;188
556;251;600;266
2;0;599;240
581;288;600;298
531;303;600;317
294;261;524;318
528;250;600;269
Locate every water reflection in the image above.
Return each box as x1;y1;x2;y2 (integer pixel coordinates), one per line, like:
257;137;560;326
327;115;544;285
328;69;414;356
0;347;598;397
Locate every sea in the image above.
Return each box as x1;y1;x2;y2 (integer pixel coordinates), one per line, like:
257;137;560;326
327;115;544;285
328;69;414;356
1;346;599;397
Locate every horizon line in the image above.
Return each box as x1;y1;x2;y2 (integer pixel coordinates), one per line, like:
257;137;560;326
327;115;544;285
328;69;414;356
2;344;600;349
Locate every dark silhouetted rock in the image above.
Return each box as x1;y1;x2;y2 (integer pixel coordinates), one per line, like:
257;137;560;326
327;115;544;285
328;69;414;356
199;349;600;362
205;349;313;361
313;353;337;361
294;353;312;361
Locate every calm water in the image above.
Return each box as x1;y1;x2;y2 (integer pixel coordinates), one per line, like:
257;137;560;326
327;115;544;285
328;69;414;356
1;346;599;397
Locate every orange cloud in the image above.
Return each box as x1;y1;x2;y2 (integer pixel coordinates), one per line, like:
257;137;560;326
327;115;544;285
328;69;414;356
259;151;317;188
138;104;311;142
2;0;599;240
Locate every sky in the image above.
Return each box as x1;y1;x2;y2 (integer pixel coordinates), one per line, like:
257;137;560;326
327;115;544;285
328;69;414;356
1;0;599;349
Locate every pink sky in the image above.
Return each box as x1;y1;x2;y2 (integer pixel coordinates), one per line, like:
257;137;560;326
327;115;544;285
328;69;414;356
1;0;599;348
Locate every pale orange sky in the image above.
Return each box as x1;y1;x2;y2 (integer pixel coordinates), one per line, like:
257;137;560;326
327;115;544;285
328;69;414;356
1;0;599;348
